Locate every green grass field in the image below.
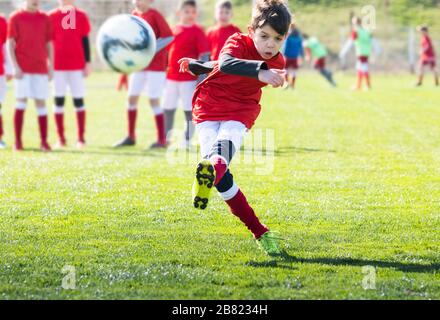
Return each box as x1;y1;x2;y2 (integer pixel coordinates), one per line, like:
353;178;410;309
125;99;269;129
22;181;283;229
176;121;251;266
0;72;439;299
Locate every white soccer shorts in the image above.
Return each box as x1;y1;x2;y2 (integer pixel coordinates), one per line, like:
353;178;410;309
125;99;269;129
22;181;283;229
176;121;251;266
162;80;197;112
0;75;6;103
54;70;85;98
196;120;248;160
128;71;166;99
15;74;49;100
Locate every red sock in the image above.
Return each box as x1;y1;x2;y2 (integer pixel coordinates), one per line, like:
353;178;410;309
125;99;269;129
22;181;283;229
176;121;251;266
0;113;3;139
117;74;128;91
225;190;269;239
38;115;48;145
357;71;363;89
210;155;228;185
291;76;296;88
54;113;66;144
76;110;86;143
128;109;137;140
14;109;25;147
154;113;166;145
365;72;371;88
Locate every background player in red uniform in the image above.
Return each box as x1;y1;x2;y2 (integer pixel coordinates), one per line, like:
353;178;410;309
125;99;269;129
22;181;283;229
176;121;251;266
0;13;11;149
206;0;241;61
8;0;54;152
416;25;438;87
163;0;210;149
49;0;91;149
114;0;173;149
179;0;291;256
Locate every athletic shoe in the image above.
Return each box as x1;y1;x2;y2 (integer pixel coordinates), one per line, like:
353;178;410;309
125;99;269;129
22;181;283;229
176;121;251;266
257;231;283;257
113;136;136;148
149;141;167;149
14;141;24;152
76;141;86;150
41;142;52;153
0;140;6;149
192;159;216;210
54;140;67;149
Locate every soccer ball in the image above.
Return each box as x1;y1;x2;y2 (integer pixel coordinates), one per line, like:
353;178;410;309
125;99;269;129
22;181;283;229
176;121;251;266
96;14;157;74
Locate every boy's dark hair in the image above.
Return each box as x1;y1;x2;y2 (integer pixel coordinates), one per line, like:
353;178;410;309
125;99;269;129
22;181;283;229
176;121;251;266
216;0;233;10
179;0;197;10
252;0;292;36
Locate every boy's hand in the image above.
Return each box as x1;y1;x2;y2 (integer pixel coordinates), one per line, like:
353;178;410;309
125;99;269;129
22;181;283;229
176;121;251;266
178;58;196;76
6;74;13;82
14;67;23;80
83;63;91;78
258;69;286;88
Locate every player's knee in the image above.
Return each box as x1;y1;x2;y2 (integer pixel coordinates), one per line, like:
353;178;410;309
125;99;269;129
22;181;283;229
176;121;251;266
55;97;65;107
73;98;84;108
215;170;234;193
209;139;236;164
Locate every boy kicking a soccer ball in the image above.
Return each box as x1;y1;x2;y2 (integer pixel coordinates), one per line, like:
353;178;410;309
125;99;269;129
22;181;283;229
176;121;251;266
179;0;291;256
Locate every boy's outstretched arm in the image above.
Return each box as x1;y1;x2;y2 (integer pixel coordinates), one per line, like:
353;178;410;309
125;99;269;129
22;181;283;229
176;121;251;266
218;53;268;78
179;54;285;87
179;58;217;75
180;53;268;77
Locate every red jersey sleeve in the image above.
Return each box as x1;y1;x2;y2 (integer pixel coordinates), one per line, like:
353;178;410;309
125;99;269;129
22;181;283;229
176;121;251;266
80;11;91;37
196;27;210;56
154;10;172;38
7;14;18;40
46;15;53;42
220;34;246;59
0;17;7;45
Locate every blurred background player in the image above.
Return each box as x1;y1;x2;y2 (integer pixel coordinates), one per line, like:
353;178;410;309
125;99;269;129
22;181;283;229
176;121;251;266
179;0;291;256
207;0;241;61
49;0;91;149
303;33;336;87
0;13;11;149
416;25;438;87
8;0;54;152
114;0;173;149
351;16;373;90
281;23;303;90
163;0;210;149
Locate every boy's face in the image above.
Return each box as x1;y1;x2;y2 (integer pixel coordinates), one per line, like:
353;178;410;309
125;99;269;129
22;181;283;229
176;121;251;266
178;5;197;25
249;24;287;60
133;0;152;12
26;0;40;10
215;7;232;26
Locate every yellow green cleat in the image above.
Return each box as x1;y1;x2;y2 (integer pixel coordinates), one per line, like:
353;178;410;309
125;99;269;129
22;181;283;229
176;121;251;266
192;160;216;210
257;231;283;257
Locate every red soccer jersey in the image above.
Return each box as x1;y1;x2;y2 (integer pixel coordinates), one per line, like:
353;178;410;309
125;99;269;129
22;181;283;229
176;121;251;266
8;9;52;74
421;35;435;62
167;24;210;81
192;33;286;129
0;15;7;75
133;8;173;72
207;24;241;60
48;6;91;71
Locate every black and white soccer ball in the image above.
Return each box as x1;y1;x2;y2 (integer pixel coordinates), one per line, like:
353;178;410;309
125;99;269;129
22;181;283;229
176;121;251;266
97;14;157;74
